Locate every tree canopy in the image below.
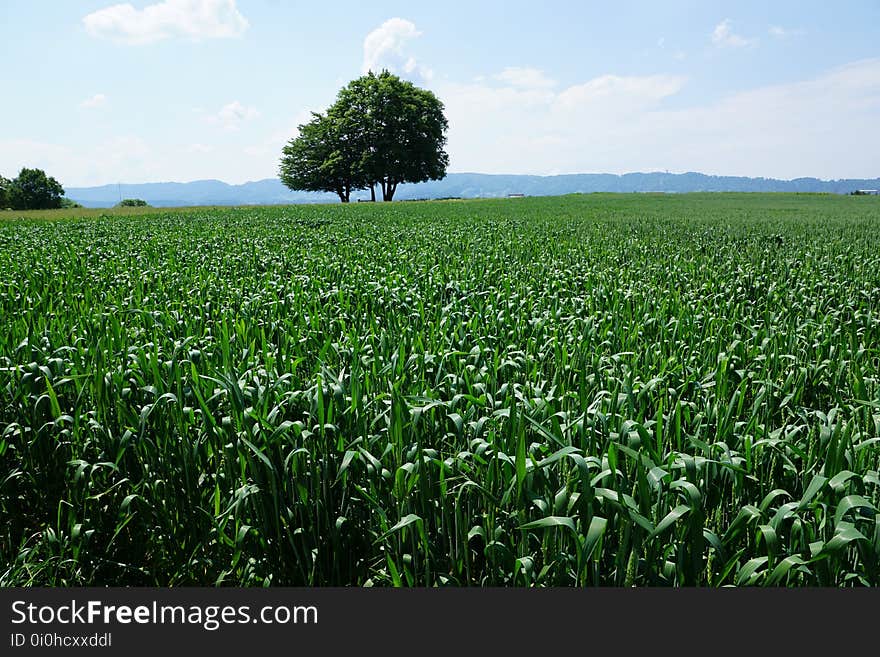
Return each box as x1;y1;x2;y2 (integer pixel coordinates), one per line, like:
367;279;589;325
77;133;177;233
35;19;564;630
5;168;65;210
279;111;367;203
279;71;449;202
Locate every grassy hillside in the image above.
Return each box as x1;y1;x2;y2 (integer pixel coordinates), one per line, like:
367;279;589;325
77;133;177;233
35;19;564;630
1;194;879;585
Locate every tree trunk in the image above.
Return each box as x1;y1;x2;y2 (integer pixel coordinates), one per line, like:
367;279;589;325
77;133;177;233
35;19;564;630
370;184;376;202
384;181;397;202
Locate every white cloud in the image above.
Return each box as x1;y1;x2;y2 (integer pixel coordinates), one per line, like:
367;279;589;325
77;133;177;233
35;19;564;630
0;139;74;181
206;101;260;130
712;19;757;48
244;110;314;159
0;136;157;187
362;18;432;83
185;143;213;154
769;26;806;39
438;71;685;176
83;0;248;45
80;93;107;109
437;59;880;180
494;67;556;90
0;133;278;187
555;74;684;110
656;37;686;60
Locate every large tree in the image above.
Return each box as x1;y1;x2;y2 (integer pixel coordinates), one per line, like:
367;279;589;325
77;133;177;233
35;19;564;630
7;168;65;210
278;71;449;203
279;112;367;203
334;71;449;202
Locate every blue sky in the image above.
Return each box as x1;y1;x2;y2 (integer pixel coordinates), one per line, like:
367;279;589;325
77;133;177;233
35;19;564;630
2;0;879;186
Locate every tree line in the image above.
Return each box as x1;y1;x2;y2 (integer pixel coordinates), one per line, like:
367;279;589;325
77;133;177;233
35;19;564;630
279;71;449;203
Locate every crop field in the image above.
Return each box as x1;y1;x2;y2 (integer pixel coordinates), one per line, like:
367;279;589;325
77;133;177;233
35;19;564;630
1;193;879;586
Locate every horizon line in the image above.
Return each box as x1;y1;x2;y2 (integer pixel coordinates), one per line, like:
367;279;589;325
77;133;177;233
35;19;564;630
66;170;880;189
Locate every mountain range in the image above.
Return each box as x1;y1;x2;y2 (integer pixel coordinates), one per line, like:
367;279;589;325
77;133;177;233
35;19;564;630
66;172;880;207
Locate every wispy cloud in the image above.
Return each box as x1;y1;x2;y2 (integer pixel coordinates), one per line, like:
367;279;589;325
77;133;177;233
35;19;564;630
80;93;107;109
712;19;757;48
0;136;156;187
494;67;556;90
83;0;248;45
185;143;213;154
769;26;806;39
244;110;314;159
205;101;260;131
657;36;685;61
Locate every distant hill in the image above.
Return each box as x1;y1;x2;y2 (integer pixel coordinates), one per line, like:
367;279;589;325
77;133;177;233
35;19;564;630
66;172;880;208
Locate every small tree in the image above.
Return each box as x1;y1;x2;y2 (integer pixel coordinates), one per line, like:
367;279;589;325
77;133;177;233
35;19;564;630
117;198;150;207
7;168;65;210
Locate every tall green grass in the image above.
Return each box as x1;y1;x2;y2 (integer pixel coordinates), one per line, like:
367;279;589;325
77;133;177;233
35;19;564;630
1;194;878;586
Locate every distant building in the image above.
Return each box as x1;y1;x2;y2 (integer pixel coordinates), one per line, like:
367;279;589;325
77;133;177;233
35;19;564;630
507;193;525;198
853;189;880;195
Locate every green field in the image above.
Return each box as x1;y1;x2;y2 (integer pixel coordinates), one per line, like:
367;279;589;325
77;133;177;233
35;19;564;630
1;193;879;586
